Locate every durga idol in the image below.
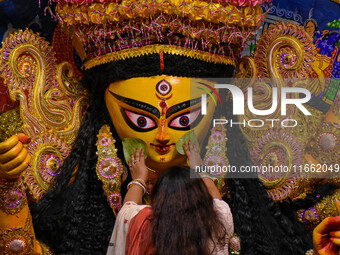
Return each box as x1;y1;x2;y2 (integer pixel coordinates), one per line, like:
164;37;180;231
0;1;339;255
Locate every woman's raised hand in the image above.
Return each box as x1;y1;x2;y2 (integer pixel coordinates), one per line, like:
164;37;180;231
128;148;148;182
183;141;203;169
0;134;31;179
313;216;340;255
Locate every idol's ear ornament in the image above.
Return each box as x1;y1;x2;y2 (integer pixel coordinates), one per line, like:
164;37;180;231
0;29;88;200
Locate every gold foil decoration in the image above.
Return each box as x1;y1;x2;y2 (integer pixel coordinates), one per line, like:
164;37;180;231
0;29;88;200
56;0;264;27
84;44;236;70
233;21;336;204
0;107;22;143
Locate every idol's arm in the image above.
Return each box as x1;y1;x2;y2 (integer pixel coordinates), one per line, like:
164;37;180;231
0;135;46;254
313;216;340;255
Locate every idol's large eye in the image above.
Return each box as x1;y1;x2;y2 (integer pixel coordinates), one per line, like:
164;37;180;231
168;108;201;130
122;109;157;132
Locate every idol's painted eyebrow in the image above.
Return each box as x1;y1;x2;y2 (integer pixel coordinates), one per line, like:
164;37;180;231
166;97;201;118
108;91;160;118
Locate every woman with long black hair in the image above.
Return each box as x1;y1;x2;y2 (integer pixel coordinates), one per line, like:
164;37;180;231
108;143;233;255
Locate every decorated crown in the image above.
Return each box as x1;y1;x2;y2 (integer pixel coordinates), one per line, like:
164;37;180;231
54;0;271;69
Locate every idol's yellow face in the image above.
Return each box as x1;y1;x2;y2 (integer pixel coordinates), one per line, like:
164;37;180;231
104;75;216;172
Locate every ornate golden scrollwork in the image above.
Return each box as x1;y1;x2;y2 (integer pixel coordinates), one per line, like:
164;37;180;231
233;21;328;202
236;21;316;138
239;21;316;132
254;21;315;79
250;129;303;201
233;22;340;233
0;29;88;200
235;56;257;79
234;56;257;93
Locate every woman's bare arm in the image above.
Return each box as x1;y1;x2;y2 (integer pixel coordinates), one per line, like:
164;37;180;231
183;142;222;200
123;149;149;205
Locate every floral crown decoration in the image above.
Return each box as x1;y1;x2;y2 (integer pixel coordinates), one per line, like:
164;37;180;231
53;0;271;70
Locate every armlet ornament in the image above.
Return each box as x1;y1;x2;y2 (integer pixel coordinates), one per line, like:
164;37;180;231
0;177;27;215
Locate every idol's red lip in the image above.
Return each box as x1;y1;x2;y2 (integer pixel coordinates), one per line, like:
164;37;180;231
150;143;175;153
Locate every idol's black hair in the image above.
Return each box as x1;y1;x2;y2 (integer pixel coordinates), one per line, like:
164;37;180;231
30;54;331;254
222;98;312;255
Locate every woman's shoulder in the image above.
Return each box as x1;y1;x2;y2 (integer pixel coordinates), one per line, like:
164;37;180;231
213;199;231;214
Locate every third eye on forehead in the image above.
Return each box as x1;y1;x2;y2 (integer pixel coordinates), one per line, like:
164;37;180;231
156;79;172;96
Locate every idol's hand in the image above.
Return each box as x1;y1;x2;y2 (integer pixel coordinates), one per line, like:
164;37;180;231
0;134;31;179
313;216;340;255
183;141;203;169
128;148;148;182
